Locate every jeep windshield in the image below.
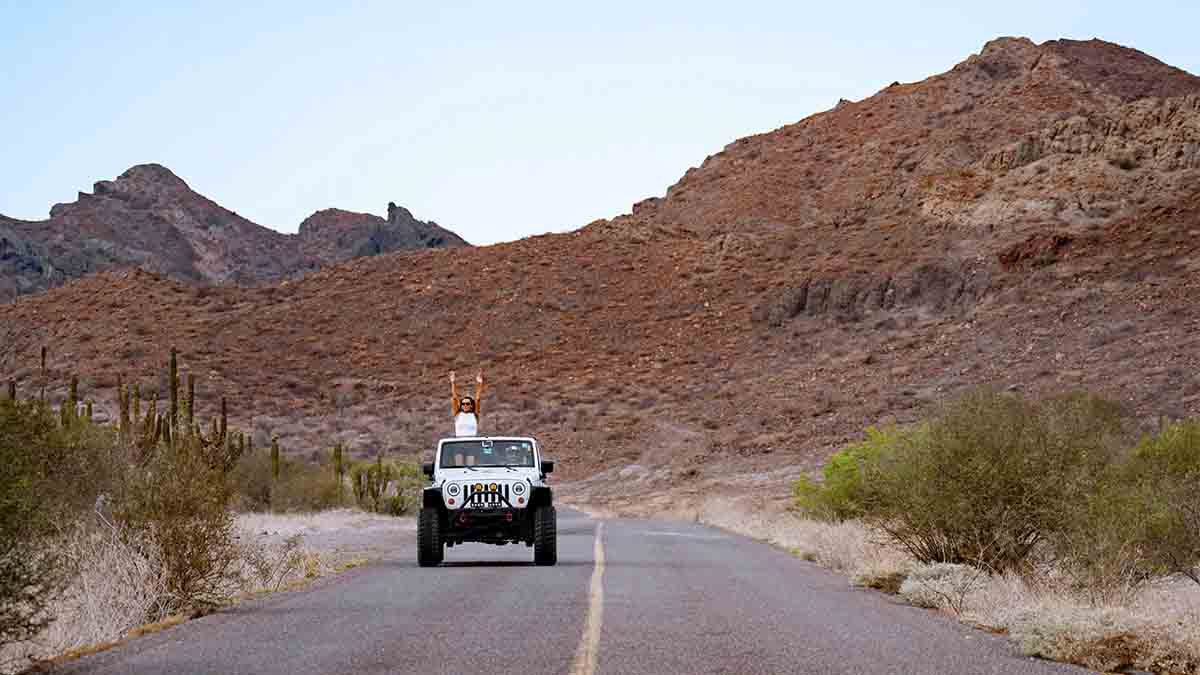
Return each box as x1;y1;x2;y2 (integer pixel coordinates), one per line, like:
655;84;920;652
440;440;535;468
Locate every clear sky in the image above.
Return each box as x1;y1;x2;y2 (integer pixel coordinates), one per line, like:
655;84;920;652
2;1;1197;245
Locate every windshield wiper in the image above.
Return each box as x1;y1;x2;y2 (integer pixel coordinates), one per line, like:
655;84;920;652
460;465;478;472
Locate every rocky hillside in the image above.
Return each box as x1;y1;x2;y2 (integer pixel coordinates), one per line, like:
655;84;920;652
0;164;466;297
3;38;1199;496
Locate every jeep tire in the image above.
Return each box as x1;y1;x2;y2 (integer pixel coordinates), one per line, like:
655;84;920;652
533;505;557;566
418;507;443;567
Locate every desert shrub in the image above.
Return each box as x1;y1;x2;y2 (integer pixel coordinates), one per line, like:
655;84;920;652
230;447;349;513
241;534;305;592
859;390;1126;572
229;449;274;511
0;400;64;647
115;446;241;616
387;461;423;516
268;461;341;512
349;458;422;515
1049;476;1162;603
792;426;917;521
1127;420;1200;585
899;563;987;615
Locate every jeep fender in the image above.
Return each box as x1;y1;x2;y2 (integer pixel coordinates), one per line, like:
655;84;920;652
527;486;553;510
422;487;446;510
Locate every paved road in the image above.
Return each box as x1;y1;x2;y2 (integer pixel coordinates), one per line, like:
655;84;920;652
61;509;1087;674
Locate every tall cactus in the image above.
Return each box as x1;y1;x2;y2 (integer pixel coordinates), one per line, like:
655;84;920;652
61;375;79;427
116;375;128;442
333;443;345;502
168;348;179;446
136;397;159;459
160;412;171;447
186;373;196;430
219;397;228;444
271;436;281;481
68;375;79;423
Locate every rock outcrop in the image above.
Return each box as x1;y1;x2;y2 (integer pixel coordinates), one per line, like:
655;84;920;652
297;203;466;262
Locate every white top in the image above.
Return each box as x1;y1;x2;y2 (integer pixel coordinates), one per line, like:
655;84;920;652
454;412;478;437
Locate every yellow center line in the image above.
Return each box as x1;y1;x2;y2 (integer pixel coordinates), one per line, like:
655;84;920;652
570;522;605;675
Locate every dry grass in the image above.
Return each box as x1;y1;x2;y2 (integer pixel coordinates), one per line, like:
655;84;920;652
699;497;1200;674
975;576;1200;674
0;510;402;674
236;508;410;539
696;497;910;581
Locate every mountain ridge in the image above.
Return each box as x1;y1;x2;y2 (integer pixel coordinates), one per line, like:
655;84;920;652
0;163;467;297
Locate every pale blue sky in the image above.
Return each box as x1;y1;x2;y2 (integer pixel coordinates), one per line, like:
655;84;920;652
2;1;1197;244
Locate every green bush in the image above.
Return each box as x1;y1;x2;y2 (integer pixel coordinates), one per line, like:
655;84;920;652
229;448;274;511
0;400;64;646
1127;420;1200;585
792;426;916;521
350;458;422;515
116;445;241;616
799;391;1200;600
269;461;342;512
858;390;1126;572
1049;475;1163;602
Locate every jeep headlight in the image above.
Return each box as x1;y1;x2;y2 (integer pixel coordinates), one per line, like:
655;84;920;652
512;483;526;495
447;484;461;496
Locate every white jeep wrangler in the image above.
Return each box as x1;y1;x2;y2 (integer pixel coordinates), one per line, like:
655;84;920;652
418;436;557;566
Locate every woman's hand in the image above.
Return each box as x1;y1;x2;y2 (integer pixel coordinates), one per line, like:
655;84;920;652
450;371;456;384
476;371;484;385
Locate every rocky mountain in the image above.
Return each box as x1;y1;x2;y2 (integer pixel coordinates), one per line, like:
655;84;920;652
297;203;464;261
0;164;466;297
4;38;1200;499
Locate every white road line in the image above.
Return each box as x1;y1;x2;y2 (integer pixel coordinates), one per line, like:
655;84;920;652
643;531;726;540
570;522;605;675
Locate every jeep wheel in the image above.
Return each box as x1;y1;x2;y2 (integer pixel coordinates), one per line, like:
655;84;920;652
533;505;557;566
418;508;443;567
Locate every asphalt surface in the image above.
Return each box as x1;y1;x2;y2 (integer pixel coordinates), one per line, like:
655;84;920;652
60;509;1089;675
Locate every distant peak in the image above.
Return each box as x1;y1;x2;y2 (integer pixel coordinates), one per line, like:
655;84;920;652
965;35;1043;75
980;36;1036;55
297;207;381;237
116;163;189;190
959;36;1200;101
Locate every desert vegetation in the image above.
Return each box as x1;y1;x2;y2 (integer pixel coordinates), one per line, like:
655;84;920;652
785;389;1200;672
0;348;415;673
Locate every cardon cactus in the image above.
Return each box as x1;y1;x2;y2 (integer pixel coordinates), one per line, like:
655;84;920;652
168;348;179;444
333;443;345;502
117;375;130;442
186;373;196;429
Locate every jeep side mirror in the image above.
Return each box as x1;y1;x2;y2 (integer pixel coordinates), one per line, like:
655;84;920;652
541;459;555;475
422;462;434;478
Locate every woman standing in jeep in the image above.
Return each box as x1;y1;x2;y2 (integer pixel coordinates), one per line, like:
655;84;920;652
450;370;484;437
